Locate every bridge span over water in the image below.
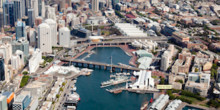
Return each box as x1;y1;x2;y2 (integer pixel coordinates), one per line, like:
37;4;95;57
61;58;141;72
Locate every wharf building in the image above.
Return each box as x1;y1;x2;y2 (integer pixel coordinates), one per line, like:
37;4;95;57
130;71;154;89
165;99;182;110
149;94;169;110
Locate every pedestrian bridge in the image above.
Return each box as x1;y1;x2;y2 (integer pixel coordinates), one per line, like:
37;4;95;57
60;58;141;72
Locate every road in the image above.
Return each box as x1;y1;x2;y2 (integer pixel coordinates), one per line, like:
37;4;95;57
54;79;72;110
38;78;57;109
75;36;168;42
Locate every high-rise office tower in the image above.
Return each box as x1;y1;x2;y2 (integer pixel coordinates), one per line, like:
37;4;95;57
3;1;14;26
0;8;4;30
0;57;5;81
15;21;27;40
25;0;31;15
0;0;3;8
0;43;12;65
28;8;34;27
41;0;45;18
45;19;57;46
92;0;99;12
160;51;170;71
59;0;65;12
13;0;26;21
38;23;52;53
45;5;56;21
59;27;70;48
38;0;42;16
12;37;29;57
31;0;38;18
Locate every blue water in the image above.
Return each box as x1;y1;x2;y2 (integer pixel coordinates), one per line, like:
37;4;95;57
75;47;153;110
182;106;204;110
80;47;131;65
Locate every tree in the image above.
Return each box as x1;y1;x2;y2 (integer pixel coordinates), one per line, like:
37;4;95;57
20;75;30;88
160;76;165;84
62;82;66;86
195;68;199;72
56;94;60;99
22;71;29;75
60;87;63;92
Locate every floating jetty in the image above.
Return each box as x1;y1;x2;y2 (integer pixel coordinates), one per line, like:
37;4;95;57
106;87;126;94
101;76;130;88
140;101;149;110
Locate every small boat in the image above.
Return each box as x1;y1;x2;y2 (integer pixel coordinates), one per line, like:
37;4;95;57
113;90;122;94
81;68;93;76
73;87;77;91
110;75;116;78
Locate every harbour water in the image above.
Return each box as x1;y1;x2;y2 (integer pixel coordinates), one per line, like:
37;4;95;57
182;106;204;110
75;47;153;110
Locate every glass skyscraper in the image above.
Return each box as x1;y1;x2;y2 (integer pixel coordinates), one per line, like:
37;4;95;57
3;1;14;26
0;58;5;81
15;21;27;40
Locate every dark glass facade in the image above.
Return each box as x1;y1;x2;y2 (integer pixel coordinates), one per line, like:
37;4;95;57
0;58;5;81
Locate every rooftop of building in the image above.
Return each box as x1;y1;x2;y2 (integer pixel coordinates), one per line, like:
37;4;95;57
173;31;190;38
185;81;209;90
14;94;27;103
2;91;13;98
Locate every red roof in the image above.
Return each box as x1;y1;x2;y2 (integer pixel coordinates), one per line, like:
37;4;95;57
125;14;136;19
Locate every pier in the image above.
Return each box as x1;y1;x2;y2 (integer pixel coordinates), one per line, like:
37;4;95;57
101;79;131;88
61;58;141;72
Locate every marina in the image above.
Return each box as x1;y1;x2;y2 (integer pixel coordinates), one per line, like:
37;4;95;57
75;47;154;110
